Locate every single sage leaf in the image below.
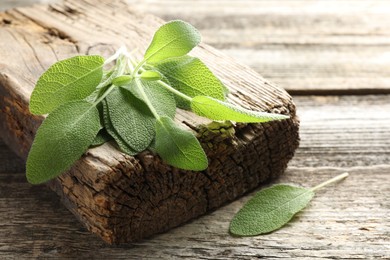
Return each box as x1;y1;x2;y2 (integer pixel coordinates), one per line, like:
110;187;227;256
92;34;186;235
129;80;176;118
155;55;227;109
106;87;155;152
112;75;132;86
140;70;162;81
144;20;201;63
90;128;113;147
102;100;138;155
155;116;208;171
229;184;315;236
26;100;101;184
191;96;289;122
30;55;104;115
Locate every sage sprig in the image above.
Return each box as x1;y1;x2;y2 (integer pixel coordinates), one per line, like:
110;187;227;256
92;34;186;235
26;20;288;184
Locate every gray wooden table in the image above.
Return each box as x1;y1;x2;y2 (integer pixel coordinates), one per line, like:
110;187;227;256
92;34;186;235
1;0;389;259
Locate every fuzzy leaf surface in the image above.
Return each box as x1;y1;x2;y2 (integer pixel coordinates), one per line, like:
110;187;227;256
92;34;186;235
156;56;227;109
90;128;113;147
106;87;155;152
102;100;137;155
30;55;104;115
129;80;176;118
230;185;314;236
144;20;200;63
191;96;289;122
155;116;208;171
140;70;162;81
26;100;101;184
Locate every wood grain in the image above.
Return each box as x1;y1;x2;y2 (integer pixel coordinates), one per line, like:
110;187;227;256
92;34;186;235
291;95;390;167
0;166;388;259
0;0;299;244
3;95;389;173
4;0;390;94
0;0;389;259
1;94;389;258
129;0;390;95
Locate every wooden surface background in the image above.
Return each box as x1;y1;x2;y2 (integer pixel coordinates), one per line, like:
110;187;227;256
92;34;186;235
0;0;389;259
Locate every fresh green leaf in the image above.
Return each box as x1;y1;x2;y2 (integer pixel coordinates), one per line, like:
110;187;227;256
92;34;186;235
155;116;208;171
229;173;349;236
144;20;201;63
90;128;113;147
26;100;101;184
191;96;289;122
27;21;296;182
102;100;138;155
106;87;155;152
155;55;227;109
112;75;132;86
140;70;162;81
229;185;314;236
30;55;104;115
129;80;176;118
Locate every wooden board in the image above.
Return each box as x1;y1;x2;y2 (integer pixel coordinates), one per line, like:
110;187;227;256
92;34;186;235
1;0;389;259
0;0;299;244
291;95;390;167
1;95;389;258
129;0;390;95
1;166;388;259
4;0;390;94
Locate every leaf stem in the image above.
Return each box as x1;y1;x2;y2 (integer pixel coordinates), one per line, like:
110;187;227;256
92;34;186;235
134;78;160;119
310;172;349;192
92;85;116;106
104;46;126;65
124;50;193;102
132;59;146;78
156;79;193;102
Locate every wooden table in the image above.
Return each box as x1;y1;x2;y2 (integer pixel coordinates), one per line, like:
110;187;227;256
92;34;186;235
1;0;389;259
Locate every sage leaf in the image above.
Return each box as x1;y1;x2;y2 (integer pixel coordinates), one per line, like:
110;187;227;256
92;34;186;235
112;75;132;86
30;55;104;115
191;96;289;122
155;55;227;109
229;173;349;236
129;80;176;118
90;128;113;147
229;185;314;236
155;116;208;171
106;87;155;152
102;100;137;155
26;100;101;184
144;20;200;63
140;70;162;81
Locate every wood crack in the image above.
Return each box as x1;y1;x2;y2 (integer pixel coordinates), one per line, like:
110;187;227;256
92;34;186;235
13;8;81;53
0;0;299;244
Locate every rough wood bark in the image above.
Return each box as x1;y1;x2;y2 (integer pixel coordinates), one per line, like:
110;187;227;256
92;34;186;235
0;166;388;259
1;95;389;258
3;95;389;172
0;0;299;243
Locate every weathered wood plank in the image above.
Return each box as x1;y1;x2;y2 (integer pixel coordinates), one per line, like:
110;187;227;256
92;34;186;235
0;0;58;12
1;94;389;258
2;95;389;173
1;1;389;258
291;95;390;167
0;139;25;173
129;0;390;94
0;166;388;259
3;0;390;94
0;0;298;244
